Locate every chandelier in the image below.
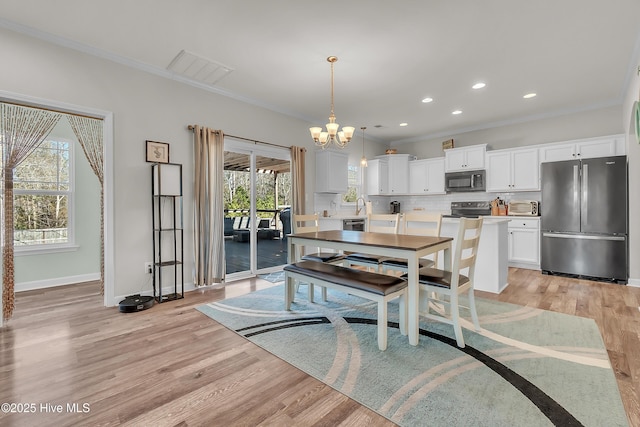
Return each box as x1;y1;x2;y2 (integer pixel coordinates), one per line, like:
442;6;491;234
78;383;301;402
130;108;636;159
309;56;354;148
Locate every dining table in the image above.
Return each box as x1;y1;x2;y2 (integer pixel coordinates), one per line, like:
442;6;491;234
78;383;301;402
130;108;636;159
286;229;453;346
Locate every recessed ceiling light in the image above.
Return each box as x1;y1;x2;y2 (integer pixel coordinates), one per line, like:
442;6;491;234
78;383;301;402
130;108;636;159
399;122;408;127
421;97;433;103
472;82;486;89
452;110;462;115
523;93;537;99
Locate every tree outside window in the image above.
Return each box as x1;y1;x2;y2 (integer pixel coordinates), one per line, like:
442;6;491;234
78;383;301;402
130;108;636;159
342;164;361;203
13;139;72;246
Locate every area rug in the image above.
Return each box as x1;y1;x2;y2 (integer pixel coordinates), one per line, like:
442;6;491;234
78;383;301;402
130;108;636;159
257;271;285;283
197;285;627;427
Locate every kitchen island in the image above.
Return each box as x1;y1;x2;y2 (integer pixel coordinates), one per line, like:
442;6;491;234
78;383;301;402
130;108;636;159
440;217;509;294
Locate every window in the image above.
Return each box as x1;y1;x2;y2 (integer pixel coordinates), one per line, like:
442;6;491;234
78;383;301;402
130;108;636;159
13;138;73;248
342;164;361;203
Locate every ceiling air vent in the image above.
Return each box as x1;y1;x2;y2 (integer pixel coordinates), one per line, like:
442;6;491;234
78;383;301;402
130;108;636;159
167;50;234;86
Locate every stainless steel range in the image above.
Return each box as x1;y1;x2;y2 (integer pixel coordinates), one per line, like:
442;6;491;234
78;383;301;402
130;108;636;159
444;201;491;218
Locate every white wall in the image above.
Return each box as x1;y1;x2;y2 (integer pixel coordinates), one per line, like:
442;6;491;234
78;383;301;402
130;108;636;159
623;64;640;287
14;119;101;290
0;27;387;303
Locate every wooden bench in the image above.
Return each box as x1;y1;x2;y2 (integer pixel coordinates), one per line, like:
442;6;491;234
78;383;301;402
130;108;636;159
283;260;408;350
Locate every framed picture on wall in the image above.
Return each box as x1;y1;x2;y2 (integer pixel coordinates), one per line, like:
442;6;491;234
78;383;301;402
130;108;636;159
146;140;170;163
442;138;454;150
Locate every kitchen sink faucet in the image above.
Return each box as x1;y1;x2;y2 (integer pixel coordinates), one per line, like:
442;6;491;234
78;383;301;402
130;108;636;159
355;196;366;216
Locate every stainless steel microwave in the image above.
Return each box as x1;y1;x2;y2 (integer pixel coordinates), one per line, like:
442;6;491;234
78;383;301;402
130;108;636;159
445;170;486;192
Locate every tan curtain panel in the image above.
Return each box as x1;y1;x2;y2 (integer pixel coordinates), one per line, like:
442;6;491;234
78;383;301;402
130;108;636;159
193;125;225;285
290;146;306;216
67;115;104;295
1;103;62;320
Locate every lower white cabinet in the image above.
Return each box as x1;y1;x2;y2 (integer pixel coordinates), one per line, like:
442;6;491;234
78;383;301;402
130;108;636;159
508;218;540;269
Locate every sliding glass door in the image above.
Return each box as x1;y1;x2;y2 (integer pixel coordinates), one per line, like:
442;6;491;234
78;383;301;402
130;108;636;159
224;141;291;279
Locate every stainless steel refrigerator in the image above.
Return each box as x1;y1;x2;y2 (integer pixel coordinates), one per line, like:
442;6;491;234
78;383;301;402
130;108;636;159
541;155;628;283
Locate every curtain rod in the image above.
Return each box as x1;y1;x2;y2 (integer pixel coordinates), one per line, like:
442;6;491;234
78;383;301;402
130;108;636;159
0;100;104;121
187;124;303;150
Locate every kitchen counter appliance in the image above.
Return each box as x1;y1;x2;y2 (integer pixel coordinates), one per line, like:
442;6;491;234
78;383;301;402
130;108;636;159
508;200;539;216
541;156;627;283
390;201;401;214
343;218;365;231
445;170;486;192
444;201;491;218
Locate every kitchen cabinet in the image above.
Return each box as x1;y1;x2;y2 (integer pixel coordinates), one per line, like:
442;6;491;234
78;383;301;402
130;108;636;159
409;158;445;194
486;147;539;192
507;218;540;268
387;154;411;194
315;150;348;193
444;144;486;172
539;135;624;163
366;158;389;195
366;154;412;195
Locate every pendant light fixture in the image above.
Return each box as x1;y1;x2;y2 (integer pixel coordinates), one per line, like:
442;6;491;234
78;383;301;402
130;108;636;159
360;126;368;167
309;56;355;148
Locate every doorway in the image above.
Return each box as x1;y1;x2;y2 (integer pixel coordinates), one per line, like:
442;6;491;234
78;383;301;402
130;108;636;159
0;91;113;316
223;140;291;280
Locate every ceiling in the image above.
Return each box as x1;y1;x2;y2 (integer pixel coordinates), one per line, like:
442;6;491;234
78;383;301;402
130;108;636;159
2;1;640;145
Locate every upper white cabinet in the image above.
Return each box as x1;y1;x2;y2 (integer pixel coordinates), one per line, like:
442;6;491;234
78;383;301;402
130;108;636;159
486;147;539;192
366;158;389;196
387;154;411;194
366;154;412;195
539;135;625;163
409;158;446;194
444;144;486;172
315;150;348;193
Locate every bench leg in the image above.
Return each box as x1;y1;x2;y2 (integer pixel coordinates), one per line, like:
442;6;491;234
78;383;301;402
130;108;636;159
377;300;388;351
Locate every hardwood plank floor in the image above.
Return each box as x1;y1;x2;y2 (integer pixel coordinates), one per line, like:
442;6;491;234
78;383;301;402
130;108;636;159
1;269;639;426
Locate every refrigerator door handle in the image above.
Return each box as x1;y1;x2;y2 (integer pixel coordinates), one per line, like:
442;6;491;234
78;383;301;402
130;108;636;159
542;232;626;241
582;164;588;225
573;164;579;211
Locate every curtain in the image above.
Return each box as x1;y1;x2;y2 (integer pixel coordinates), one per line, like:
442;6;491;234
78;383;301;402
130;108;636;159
290;146;306;216
193;126;225;285
1;103;62;320
67;115;104;295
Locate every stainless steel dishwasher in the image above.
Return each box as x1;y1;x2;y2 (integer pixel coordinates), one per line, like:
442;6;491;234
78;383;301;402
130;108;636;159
343;218;365;231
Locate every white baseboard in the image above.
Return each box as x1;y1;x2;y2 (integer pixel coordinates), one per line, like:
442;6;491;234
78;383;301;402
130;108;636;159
627;278;640;288
16;273;101;292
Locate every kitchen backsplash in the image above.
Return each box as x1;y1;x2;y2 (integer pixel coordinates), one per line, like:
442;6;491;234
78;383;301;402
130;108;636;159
314;191;541;216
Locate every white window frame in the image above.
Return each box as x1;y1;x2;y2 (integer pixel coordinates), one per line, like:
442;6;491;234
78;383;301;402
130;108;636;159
13;137;77;256
341;163;362;205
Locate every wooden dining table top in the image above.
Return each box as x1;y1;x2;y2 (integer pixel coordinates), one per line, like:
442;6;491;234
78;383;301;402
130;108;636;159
288;229;452;251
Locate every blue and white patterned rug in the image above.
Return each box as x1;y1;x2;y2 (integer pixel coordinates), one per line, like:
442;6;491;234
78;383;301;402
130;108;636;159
197;285;627;426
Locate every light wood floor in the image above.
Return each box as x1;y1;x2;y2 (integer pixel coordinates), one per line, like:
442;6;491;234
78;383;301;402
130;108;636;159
1;269;639;426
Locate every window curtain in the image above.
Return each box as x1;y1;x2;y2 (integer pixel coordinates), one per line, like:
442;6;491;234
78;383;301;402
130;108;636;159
67;115;104;295
193;125;225;285
1;103;62;320
290;146;306;216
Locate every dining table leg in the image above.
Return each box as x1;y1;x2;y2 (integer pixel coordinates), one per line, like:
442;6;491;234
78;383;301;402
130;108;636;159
407;254;419;346
285;237;296;310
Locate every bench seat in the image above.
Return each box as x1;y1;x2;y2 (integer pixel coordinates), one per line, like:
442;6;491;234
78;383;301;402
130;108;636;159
284;260;408;350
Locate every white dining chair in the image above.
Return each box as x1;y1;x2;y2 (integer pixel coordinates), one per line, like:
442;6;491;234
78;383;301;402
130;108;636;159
411;217;483;348
381;212;443;274
344;213;400;272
